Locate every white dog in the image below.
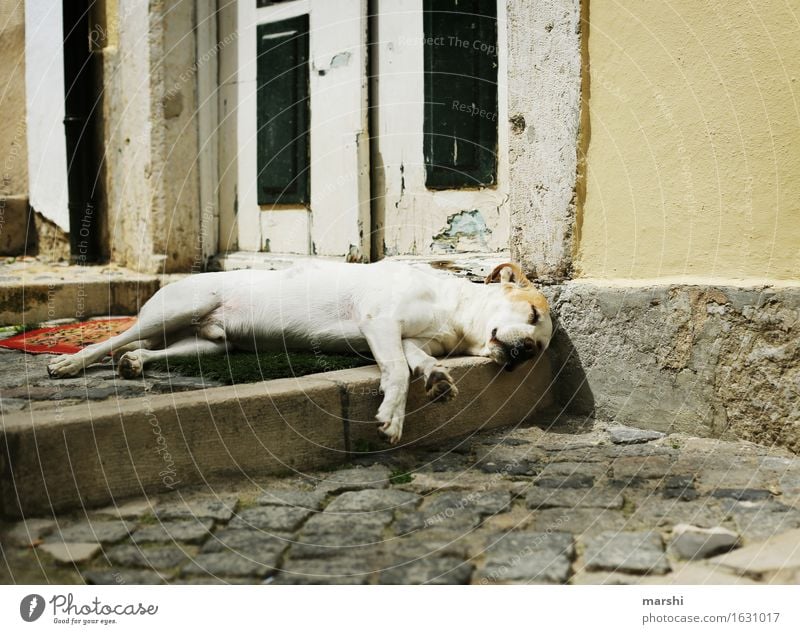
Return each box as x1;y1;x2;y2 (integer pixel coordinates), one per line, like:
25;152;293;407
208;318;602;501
47;261;552;443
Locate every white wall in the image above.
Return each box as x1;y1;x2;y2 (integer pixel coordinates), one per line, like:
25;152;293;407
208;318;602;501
24;0;69;233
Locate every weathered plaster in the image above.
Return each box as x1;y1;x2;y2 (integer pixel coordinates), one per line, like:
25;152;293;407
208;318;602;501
546;281;800;454
102;0;204;273
506;0;582;282
577;0;800;280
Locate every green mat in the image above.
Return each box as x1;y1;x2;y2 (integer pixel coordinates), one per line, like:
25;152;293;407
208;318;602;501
150;351;374;385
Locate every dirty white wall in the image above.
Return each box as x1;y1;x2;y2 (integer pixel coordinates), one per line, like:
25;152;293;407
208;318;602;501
24;0;69;233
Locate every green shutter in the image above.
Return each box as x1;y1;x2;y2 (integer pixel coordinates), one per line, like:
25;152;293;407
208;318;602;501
256;15;310;205
423;0;498;189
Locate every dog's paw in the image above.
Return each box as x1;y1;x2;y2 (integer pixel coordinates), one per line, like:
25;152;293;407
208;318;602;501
47;355;84;378
425;369;458;403
117;352;144;379
377;416;404;445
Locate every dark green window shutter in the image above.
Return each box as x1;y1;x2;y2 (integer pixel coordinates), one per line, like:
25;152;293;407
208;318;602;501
423;0;498;189
256;15;310;205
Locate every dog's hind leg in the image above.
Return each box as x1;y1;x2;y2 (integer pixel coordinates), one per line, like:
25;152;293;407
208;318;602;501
358;318;410;444
47;282;221;378
117;336;230;379
402;338;458;403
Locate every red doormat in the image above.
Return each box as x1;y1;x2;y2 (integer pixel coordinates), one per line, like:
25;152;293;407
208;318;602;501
0;317;137;355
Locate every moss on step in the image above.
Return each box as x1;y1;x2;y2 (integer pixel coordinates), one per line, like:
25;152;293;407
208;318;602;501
150;351;373;385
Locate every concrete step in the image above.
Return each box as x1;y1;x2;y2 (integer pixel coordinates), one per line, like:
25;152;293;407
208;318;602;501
0;356;552;517
0;260;171;326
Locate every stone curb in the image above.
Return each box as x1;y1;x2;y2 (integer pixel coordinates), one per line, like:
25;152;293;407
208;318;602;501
0;356;552;517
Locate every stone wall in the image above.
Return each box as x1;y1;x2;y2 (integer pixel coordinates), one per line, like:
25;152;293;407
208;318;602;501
102;0;203;273
506;0;582;282
0;2;32;256
545;281;800;453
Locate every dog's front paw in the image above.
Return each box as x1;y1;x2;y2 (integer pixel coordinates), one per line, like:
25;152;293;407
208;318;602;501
377;416;403;444
425;369;458;403
376;400;404;445
117;352;144;379
47;355;84;378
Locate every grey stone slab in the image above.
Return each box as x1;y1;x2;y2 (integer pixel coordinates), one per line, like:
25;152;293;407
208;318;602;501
538;461;608;478
474;445;545;476
711;528;800;575
132;520;214;544
229;506;313;532
380;557;473;584
316;465;391;493
721;500;800;541
84;569;169;585
526;487;624;510
612;456;674;480
156;494;238;521
51;520;133;544
583;531;671;575
106;545;189;569
480;531;575;583
201;529;289;560
181;551;278;578
426;491;512;517
395;491;509;535
0;397;26;413
711;488;774;502
39;542;101;564
528;508;627;536
292;513;391;559
534;474;595;489
661;475;699;501
609;425;665;445
257;489;327;511
273;558;373;584
326;489;421;514
669;525;739;560
2;518;56;546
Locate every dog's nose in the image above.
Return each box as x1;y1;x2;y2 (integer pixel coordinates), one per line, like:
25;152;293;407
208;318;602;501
523;338;537;352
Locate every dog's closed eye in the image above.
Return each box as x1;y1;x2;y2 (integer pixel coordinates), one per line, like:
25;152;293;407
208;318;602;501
529;307;539;325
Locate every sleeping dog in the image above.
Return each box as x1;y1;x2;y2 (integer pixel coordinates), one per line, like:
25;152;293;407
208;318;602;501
47;261;552;443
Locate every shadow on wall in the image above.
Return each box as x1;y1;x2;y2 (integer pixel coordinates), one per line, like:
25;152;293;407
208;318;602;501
546;313;595;417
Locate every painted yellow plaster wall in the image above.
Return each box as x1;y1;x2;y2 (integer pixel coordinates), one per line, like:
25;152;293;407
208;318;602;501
576;0;800;280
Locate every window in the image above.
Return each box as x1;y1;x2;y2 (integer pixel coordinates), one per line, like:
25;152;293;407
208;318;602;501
423;0;498;189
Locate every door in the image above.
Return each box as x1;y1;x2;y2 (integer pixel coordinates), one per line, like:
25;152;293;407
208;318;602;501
236;0;370;258
372;0;509;257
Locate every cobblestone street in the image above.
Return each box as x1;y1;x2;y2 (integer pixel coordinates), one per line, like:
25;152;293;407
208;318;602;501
3;419;800;584
0;338;222;415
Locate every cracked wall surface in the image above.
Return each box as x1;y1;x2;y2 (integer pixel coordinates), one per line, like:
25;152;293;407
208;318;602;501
545;282;800;453
506;0;582;281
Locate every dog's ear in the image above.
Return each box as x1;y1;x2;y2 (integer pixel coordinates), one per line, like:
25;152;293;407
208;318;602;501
485;262;532;288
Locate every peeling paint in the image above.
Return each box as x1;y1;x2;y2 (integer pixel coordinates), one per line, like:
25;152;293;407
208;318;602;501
330;51;351;68
431;210;492;253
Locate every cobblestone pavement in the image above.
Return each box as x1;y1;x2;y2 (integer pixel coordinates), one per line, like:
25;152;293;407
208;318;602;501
2;419;800;584
0;337;221;414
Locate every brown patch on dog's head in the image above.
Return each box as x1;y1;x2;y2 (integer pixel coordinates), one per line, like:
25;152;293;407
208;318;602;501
485;262;549;315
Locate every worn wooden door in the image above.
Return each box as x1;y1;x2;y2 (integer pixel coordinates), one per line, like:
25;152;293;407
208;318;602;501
237;0;370;258
372;0;509;257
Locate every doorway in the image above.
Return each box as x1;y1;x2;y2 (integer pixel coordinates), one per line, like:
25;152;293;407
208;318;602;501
227;0;508;261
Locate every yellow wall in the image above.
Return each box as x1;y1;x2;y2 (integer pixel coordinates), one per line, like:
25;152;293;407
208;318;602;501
576;0;800;281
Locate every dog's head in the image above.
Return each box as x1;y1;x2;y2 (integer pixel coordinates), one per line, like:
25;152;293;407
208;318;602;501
483;262;553;371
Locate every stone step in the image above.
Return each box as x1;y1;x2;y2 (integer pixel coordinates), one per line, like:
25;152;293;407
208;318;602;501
0;356;552;517
0;264;167;326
